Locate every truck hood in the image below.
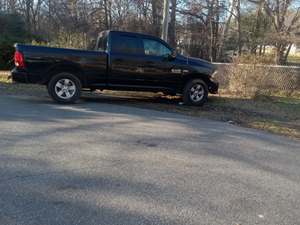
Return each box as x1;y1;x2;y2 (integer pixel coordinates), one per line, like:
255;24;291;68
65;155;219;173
179;56;215;75
187;57;215;70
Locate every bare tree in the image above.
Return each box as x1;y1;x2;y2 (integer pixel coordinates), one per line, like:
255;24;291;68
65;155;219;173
1;0;300;64
151;0;162;37
168;0;177;48
262;0;300;64
218;0;237;60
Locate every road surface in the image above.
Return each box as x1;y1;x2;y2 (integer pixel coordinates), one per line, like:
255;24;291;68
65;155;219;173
0;95;300;225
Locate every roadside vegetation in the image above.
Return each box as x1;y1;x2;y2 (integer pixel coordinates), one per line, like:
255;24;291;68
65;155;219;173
1;71;299;139
288;54;300;66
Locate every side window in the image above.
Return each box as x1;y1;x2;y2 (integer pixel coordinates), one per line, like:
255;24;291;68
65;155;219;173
97;36;107;51
111;35;141;55
143;39;171;57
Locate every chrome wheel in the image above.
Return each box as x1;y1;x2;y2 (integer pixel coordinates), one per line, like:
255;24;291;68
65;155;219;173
189;84;205;102
54;79;76;99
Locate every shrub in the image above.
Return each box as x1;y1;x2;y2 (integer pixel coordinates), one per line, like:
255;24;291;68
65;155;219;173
0;44;14;70
225;54;300;98
0;13;28;69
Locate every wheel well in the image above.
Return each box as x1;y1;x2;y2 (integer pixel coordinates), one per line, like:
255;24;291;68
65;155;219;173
45;65;85;86
182;74;210;90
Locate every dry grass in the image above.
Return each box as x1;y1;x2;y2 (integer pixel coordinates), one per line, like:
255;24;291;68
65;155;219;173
1;72;299;139
0;72;9;82
288;54;300;65
0;76;45;96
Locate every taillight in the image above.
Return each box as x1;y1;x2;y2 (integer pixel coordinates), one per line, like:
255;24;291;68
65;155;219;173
14;51;25;68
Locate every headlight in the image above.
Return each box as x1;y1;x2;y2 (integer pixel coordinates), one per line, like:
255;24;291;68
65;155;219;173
210;70;218;80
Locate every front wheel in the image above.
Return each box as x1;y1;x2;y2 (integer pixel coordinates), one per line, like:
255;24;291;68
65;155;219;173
183;79;208;106
47;72;82;104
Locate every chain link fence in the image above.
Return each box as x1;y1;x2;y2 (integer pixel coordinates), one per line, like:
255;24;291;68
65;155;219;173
214;63;300;97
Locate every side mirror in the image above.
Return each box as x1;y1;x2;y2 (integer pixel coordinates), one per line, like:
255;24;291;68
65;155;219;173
171;50;177;58
168;50;177;60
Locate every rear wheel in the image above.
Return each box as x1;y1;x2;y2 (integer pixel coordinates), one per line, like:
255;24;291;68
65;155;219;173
47;72;82;104
183;79;208;106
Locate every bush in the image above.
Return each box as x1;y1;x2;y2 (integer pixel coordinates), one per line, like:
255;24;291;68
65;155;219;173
0;44;14;70
0;13;28;69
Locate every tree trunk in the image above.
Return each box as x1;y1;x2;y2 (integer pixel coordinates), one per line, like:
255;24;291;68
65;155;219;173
276;43;286;65
25;0;31;34
108;0;112;29
218;0;236;60
8;0;16;13
104;0;109;30
161;0;170;41
152;0;161;37
168;0;176;48
251;0;264;54
213;0;220;61
236;0;242;55
283;43;292;64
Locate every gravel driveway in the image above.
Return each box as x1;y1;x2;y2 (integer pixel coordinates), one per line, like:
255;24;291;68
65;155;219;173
0;95;300;225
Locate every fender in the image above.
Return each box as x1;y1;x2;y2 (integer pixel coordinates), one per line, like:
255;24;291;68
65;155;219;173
44;62;86;86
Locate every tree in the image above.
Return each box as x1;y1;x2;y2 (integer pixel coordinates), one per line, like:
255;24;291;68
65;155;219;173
168;0;177;47
151;0;162;36
161;0;170;41
0;0;299;65
259;0;300;64
0;12;28;69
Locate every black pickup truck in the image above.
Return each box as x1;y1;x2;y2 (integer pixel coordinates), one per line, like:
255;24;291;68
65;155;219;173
12;30;218;106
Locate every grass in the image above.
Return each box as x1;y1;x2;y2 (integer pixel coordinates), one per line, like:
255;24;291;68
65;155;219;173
0;72;9;82
0;71;45;96
1;72;299;139
288;54;300;66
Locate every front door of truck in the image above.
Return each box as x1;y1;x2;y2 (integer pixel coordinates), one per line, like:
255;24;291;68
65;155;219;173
139;38;181;88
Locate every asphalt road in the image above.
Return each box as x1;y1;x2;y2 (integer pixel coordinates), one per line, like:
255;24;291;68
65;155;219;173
0;95;300;225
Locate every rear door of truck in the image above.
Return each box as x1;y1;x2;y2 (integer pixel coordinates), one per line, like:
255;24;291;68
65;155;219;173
108;32;147;86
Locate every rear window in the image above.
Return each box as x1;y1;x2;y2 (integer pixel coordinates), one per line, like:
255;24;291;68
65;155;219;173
111;35;142;55
97;35;107;51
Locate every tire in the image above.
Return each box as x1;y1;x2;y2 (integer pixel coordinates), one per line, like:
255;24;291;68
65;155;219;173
47;72;82;104
183;79;208;106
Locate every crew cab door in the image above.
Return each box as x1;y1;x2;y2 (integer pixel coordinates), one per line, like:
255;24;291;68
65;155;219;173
109;34;145;86
139;38;181;88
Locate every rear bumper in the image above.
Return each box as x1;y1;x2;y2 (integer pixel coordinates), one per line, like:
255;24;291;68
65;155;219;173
12;68;47;84
11;68;29;83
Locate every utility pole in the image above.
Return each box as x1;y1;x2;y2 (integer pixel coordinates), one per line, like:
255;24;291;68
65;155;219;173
161;0;170;41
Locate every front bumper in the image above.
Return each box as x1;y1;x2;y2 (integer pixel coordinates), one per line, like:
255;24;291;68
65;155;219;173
207;79;219;94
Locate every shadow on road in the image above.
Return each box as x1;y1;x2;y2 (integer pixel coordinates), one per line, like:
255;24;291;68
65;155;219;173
1;94;300;225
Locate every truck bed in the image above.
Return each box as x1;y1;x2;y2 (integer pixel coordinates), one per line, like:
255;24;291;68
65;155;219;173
14;44;107;86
